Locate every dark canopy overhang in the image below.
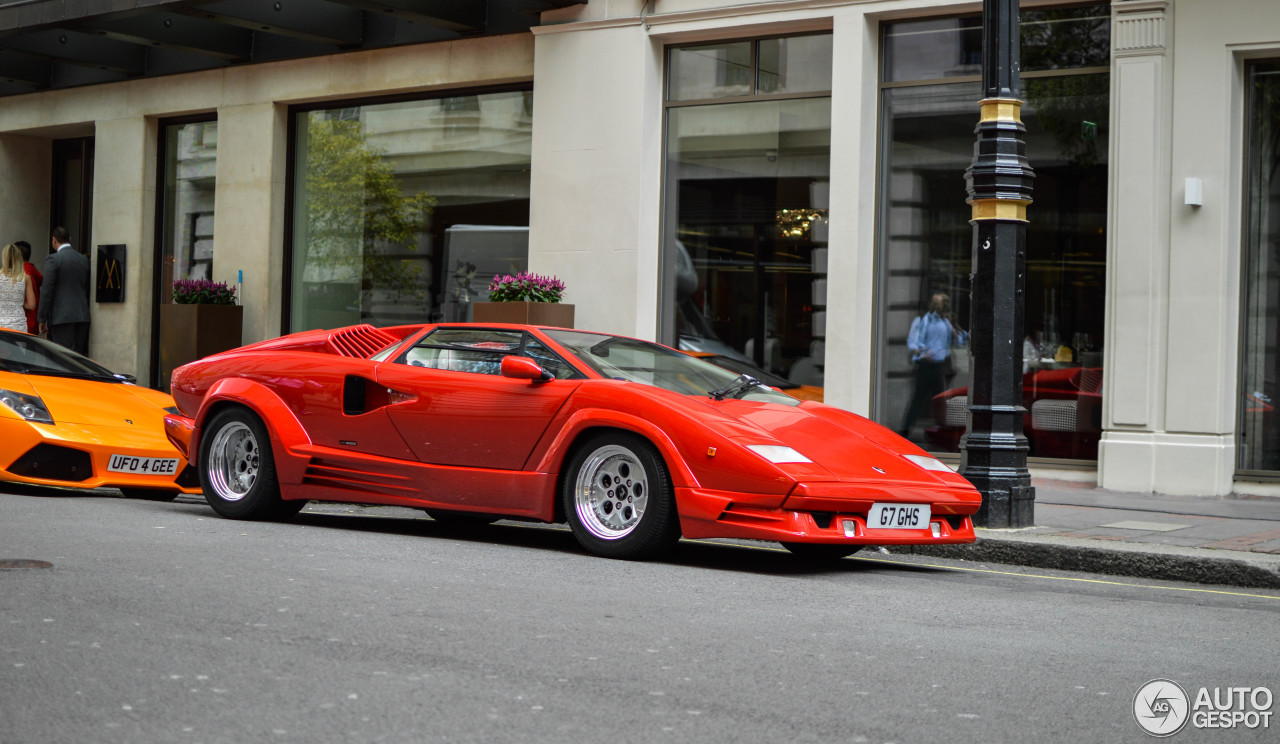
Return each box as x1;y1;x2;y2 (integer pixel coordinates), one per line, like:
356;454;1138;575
0;0;586;97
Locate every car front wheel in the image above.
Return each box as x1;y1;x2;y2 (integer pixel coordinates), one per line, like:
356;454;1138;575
199;407;303;520
562;432;679;560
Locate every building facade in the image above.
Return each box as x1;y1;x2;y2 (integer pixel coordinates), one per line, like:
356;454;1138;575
0;0;1277;497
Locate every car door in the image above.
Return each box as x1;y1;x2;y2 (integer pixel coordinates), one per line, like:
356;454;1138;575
376;328;580;470
267;355;420;462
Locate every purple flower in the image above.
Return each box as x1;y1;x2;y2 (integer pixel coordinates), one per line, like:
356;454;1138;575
487;271;565;303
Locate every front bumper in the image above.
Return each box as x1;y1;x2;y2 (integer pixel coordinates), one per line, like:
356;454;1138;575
1;420;201;493
675;485;979;545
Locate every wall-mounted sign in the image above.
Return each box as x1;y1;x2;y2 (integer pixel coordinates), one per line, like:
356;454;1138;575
96;244;125;303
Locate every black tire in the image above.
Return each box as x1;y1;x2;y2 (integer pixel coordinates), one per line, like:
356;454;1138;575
781;543;862;562
198;407;303;520
425;509;500;527
119;488;180;502
561;431;680;560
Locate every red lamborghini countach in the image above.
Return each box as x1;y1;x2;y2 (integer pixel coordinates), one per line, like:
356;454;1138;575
165;324;981;560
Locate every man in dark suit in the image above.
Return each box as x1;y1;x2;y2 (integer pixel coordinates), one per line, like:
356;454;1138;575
37;226;91;355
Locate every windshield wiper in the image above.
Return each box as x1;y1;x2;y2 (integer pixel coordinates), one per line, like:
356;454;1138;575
10;368;116;382
588;337;618;358
708;374;764;401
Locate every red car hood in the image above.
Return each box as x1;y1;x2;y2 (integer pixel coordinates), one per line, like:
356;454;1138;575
676;393;967;488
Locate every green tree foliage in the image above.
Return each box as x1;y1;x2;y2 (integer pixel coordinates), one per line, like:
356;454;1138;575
301;115;435;300
1021;5;1110;167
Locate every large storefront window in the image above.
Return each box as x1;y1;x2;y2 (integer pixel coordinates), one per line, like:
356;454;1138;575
1238;61;1280;473
875;6;1110;461
289;89;532;331
155;119;217;389
662;34;832;390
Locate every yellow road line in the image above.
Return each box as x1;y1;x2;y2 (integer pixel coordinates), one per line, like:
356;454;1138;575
850;554;1280;601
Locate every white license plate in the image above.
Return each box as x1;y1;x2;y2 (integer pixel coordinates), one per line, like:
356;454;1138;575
866;503;931;529
107;454;179;476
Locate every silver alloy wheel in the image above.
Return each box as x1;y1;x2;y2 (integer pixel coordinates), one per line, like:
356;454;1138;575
207;421;259;502
573;444;649;540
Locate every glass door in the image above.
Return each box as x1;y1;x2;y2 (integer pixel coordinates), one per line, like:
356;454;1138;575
152;119;218;390
51;137;94;254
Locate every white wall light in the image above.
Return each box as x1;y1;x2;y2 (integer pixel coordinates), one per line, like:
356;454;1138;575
1185;177;1204;207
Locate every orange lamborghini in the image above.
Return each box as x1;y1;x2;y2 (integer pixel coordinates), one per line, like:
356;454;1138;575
0;328;201;500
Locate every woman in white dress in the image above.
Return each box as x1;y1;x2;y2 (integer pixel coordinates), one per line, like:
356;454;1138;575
0;243;36;332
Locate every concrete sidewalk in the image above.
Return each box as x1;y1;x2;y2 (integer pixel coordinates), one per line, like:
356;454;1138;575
888;478;1280;589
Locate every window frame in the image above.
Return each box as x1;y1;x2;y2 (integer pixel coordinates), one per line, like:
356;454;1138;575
871;4;1112;463
664;31;834;108
1234;57;1280;479
150;113;219;390
658;30;835;354
281;83;535;334
394;327;585;380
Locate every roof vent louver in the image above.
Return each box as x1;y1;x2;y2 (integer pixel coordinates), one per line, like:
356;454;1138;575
326;325;398;359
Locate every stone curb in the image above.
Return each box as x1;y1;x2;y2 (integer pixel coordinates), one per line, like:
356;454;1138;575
885;535;1280;590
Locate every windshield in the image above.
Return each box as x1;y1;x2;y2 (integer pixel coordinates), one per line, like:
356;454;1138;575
0;331;120;381
545;330;800;405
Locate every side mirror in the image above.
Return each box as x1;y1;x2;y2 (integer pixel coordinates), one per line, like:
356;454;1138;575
501;355;552;381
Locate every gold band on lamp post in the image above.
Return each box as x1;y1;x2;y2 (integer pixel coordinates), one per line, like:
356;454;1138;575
971;97;1029;222
970;198;1030;222
978;98;1023;124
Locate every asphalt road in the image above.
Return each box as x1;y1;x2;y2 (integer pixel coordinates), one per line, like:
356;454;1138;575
2;489;1278;744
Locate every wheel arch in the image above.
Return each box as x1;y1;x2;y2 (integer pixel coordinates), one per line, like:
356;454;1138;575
549;418;692;524
193;378;311;485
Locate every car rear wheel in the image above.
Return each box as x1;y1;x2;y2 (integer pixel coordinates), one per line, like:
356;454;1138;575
199;407;304;520
562;432;680;560
781;543;862;561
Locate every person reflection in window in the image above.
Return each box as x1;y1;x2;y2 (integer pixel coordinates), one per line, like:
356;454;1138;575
900;292;962;439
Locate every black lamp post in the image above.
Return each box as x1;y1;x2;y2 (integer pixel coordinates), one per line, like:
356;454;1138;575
960;0;1035;528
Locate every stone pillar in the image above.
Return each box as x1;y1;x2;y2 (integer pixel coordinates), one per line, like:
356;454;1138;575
91;116;158;380
823;7;878;416
530;21;658;339
1098;1;1207;493
0;134;51;263
212;102;287;344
